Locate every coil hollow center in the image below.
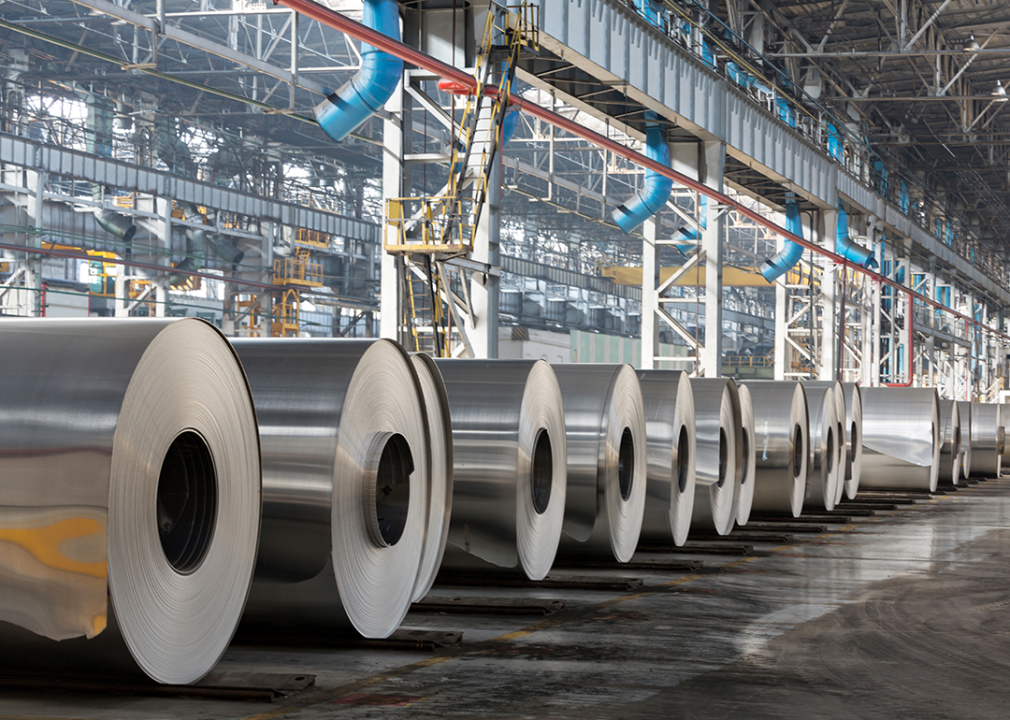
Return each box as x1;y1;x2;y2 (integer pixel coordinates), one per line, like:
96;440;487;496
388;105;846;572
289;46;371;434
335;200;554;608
677;425;690;494
531;429;553;515
717;428;728;488
826;426;835;475
365;432;413;548
156;430;217;574
850;421;858;466
740;428;751;487
792;424;804;479
618;427;635;502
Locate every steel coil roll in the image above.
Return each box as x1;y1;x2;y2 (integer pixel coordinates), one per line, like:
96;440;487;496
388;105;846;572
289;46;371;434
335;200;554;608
409;354;453;601
735;384;756;526
0;318;260;685
840;383;863;499
860;388;941;492
802;382;844;511
689;379;742;536
435;359;567;581
957;401;973;480
1001;405;1010;477
938;400;962;485
235;339;428;639
968;403;1003;478
636;370;697;547
739;381;809;517
553;365;646;562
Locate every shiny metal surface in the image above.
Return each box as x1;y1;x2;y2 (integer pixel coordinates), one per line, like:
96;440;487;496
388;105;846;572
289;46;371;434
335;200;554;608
957;401;973;480
739;381;809;517
435;359;567;581
689;379;742;536
0;318;260;685
861;388;940;491
235;339;428;639
555;365;646;562
840;383;863;499
938;400;962;485
802;382;843;512
636;370;697;547
1001;405;1010;476
735;384;756;526
969;403;1003;478
409;354;453;601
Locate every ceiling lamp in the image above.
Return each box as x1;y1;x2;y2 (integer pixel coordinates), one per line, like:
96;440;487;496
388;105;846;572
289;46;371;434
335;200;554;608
965;33;981;52
993;80;1008;102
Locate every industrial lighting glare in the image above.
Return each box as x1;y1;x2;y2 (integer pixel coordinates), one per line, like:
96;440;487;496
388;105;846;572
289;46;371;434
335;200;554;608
993;80;1008;102
965;33;981;52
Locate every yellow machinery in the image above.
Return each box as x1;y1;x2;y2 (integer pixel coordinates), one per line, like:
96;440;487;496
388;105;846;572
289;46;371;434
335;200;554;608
265;247;323;337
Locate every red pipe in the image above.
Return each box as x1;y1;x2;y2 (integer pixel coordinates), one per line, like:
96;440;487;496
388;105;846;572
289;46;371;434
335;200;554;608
273;0;1010;347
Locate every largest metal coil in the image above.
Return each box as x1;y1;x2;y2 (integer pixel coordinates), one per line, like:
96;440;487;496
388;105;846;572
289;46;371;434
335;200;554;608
968;403;1003;478
739;381;809;517
860;388;940;492
938;400;962;485
957;401;973;480
435;359;567;581
802;381;844;511
0;318;260;685
840;383;863;499
554;364;647;562
689;379;742;536
636;370;697;547
235;339;429;639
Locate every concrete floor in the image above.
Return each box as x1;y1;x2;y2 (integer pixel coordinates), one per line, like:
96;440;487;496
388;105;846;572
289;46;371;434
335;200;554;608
3;479;1010;719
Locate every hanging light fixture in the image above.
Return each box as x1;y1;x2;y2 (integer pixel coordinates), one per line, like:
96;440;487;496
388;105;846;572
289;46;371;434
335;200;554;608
993;80;1008;102
965;33;981;52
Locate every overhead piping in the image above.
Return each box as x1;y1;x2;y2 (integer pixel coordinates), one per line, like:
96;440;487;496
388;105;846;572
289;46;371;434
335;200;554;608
269;0;1009;344
836;199;876;267
612;112;672;234
313;0;403;143
760;196;804;282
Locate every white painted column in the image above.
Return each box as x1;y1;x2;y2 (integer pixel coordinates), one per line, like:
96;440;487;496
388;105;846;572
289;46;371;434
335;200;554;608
640;215;658;369
818;207;838;380
380;81;404;342
700;140;725;377
470;148;501;358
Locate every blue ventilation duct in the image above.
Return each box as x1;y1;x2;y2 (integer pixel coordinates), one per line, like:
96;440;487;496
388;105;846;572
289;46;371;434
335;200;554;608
760;197;804;282
612;114;672;234
835;199;877;268
314;0;403;143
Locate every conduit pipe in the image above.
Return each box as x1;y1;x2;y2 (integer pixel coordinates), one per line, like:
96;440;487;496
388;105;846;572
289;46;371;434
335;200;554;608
836;200;875;267
275;0;1010;347
612;113;672;233
313;0;403;143
760;196;803;282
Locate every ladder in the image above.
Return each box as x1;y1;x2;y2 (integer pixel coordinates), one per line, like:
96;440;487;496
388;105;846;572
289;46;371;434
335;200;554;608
385;3;538;356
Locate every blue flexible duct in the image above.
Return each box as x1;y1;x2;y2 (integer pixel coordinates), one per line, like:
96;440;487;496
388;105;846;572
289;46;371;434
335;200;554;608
835;199;876;267
613;114;672;233
760;197;804;282
314;0;403;143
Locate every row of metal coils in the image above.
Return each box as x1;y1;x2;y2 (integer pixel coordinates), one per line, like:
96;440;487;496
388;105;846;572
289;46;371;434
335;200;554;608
0;319;1004;685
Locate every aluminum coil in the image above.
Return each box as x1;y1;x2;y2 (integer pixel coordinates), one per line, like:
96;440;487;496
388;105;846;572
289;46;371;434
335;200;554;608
236;339;428;639
0;318;260;684
1001;405;1010;477
554;365;647;562
636;370;697;547
739;381;809;517
689;379;742;536
409;354;453;601
735;384;757;526
840;383;863;499
938;400;962;485
802;382;844;511
861;388;941;492
969;402;1003;478
957;400;973;480
435;360;567;581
